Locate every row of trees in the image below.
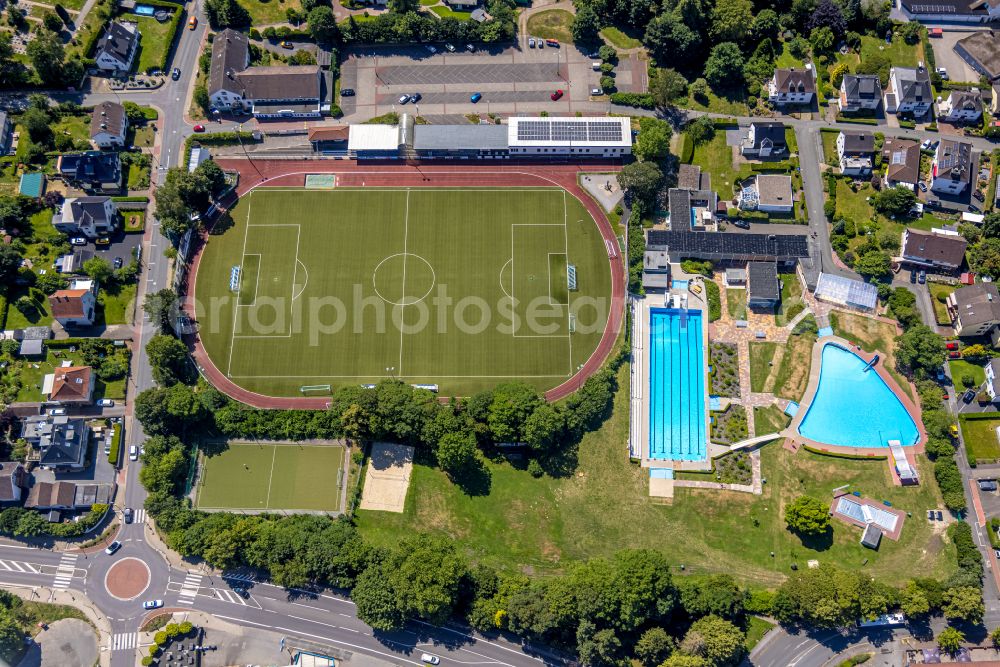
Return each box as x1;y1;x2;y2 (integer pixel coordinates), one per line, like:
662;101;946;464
153;160;228;240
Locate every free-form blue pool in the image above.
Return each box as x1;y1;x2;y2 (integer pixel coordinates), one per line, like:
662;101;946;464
649;308;707;461
797;343;919;448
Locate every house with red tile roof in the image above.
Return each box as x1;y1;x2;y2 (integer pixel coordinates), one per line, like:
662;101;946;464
45;366;94;405
48;279;96;327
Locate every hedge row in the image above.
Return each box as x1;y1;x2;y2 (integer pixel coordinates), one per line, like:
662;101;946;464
749;161;796;173
958;412;1000;421
835;114;878;125
802;444;887;460
112;196;150;203
678;133;693;163
898;120;916;129
609;92;655;109
108;423;122;467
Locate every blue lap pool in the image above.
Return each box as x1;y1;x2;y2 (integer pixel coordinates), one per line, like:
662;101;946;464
649;308;707;461
797;343;919;448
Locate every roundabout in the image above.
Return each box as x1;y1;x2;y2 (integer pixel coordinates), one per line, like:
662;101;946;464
104;557;151;601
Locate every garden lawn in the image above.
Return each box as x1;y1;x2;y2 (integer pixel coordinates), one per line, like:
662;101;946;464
754;405;791;435
749;331;815;400
774;272;804;326
821;130;840;164
239;0;303;24
599;26;641;49
98;283;136;326
429;5;472;19
527;10;575;44
727;288;747;319
949;359;986;391
680;90;748;116
51;113;90;146
4;288;53;329
14;348;125;402
123;211;146;232
356;362;954;587
929;283;955;325
132;14;176;74
960;416;1000;463
127;163;150;190
775;41;805;69
131;126;154;148
860;34;921;69
691;131;751;200
749;342;777;393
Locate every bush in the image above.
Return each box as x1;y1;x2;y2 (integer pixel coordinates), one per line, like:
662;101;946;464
681;259;713;277
948;521;983;588
108;423;122;466
600;76;615;92
935;457;967;513
527;459;544;478
609;92;655;109
705;280;721;322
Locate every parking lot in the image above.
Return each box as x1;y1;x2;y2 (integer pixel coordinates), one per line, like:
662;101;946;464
929;29;984;83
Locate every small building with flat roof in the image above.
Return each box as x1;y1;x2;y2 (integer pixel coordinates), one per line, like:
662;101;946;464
348;125;401;159
18;172;45;199
861;524;882;550
747;262;780;309
411;124;509;159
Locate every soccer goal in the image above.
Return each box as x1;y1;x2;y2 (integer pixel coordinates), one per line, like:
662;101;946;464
567;264;578;291
299;384;332;394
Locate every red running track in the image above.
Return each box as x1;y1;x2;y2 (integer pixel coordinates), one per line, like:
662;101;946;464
184;160;626;408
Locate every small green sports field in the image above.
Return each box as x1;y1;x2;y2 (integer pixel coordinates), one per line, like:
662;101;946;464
195;442;346;512
196;187;613;396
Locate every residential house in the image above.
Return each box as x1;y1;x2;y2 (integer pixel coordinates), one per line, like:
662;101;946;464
677;164;711;191
992;82;1000;115
89;102;128;149
836;130;875;176
25;481;78;511
94;22;139;74
883;66;932;116
739;174;794;213
839;74;882;113
900;0;1000;23
44;365;95;405
740;122;787;159
985;358;1000;402
0;111;12;155
20;416;89;472
936;90;983;123
882;138;921;190
900;228;967;272
0;463;26;506
56;151;122;193
766;67;816;106
208;29;323;118
946;282;1000;338
668;187;718;232
931;139;975;195
747;262;780;309
49;279;97;328
52;197;118;239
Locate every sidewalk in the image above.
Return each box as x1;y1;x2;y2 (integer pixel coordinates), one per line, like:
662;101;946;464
7;586;113;667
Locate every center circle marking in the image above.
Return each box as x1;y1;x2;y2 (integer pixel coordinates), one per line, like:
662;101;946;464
104;557;151;601
372;253;437;306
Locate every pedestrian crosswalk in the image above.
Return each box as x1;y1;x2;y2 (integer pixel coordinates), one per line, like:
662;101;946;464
0;559;39;574
52;553;77;590
214;588;251;605
111;632;138;651
132;508;146;525
178;571;202;605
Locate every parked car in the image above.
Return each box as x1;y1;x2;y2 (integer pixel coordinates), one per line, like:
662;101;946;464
444;43;456;52
96;236;110;246
470;92;482;103
421;655;441;665
946;341;960;350
398;94;410;104
340;88;355;96
546;39;559;47
970;204;982;213
920;139;932;150
193;124;205;132
71;237;86;246
918;182;927;192
48;408;66;416
171;67;181;80
410;93;422;102
963;389;977;403
927;510;935;520
949;351;962;359
918;270;926;284
105;541;122;555
528;37;535;48
233;587;249;598
97;399;114;407
590;87;602;96
142;600;163;610
950;424;960;438
538;38;545;48
280;41;293;49
188;16;197;29
129;445;138;461
936;510;944;521
936;67;949;80
124;508;133;523
732;219;751;229
910;270;917;283
550;89;563;101
113;257;123;269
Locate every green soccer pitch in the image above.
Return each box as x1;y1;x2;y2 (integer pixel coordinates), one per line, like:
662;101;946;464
195;187;613;397
195;442;346;512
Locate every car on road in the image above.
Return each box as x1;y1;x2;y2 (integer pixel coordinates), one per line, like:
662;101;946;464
232;586;249;598
946;342;960;350
398;94;410;104
591;87;602;95
470;92;482;103
921;139;931;150
97;399;114;407
444;43;456;52
129;445;138;461
193;124;205;132
96;236;110;246
466;43;474;51
142;600;163;610
918;182;927;192
71;237;87;246
550;89;563;100
910;270;917;283
171;67;181;80
918;270;926;284
528;37;535;48
113;256;123;269
936;67;949;79
124;508;133;524
48;408;66;416
410;92;422;102
105;541;122;555
425;44;437;53
546;39;559;47
280;41;293;49
188;16;197;29
421;655;441;665
341;88;355;96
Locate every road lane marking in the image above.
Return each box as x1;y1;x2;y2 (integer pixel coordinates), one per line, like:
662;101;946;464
111;633;138;651
177;571;202;605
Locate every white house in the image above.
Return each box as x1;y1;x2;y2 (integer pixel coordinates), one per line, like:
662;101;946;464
48;280;97;328
89;101;127;149
936;90;983;123
52;197;118;239
883;66;932;117
766;67;816;106
931;139;974;195
836;130;875;176
839;74;882;113
94;22;139;74
740;122;787;159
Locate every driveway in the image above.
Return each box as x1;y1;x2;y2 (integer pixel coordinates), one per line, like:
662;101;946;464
17;618;98;667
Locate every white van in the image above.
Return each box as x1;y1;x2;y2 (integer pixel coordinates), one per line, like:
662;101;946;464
129;445;138;461
591;61;601;71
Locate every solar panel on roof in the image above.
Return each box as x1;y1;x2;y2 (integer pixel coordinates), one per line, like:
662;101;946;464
891;151;904;165
911;3;956;10
515;119;624;143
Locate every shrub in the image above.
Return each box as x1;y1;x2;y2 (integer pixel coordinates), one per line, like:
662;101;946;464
609;92;655;108
527;459;544;478
154;631;167;645
705;280;721;322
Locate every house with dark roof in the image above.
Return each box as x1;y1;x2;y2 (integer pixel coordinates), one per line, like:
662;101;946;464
882;138;921;190
668;187;719;232
49;279;97;328
0;463;26;505
94;22;139;74
766;67;816;106
208;29;250;110
20;416;89;472
956;31;1000;81
884;66;932;117
90;101;127;149
947;282;1000;338
45;366;94;405
937;89;983;123
57;151;122;193
740;122;787;159
747;262;780;309
52;196;118;239
839;74;882;113
0;111;12;156
836;130;875;176
932;139;975;195
901;228;967;272
646;230;809;264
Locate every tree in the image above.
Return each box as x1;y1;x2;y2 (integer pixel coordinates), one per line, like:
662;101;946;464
900;581;931;618
651;68;688;107
690;77;709;101
634;627;675;667
204;0;251;27
144;288;178;332
26;29;65;84
523;403;564;452
388;0;419;11
308;7;340;44
751;8;779;40
991;626;1000;648
678;574;745;619
146;335;191;386
937;626;965;654
436;431;478;477
0;244;22;285
970;238;1000;279
942;586;985;623
809;26;835;54
633;120;671;162
83;256;114;284
645;13;701;65
617;161;663;212
35;272;67;295
387;536;467;624
895;325;946;377
853;251;891;281
784;495;831;535
680;615;746;666
830;61;850;87
871;185;917;217
703;42;744;89
42;11;62;32
685;116;715;145
0;32;28;89
808;0;846;36
710;0;752;43
0;611;21;659
571;4;602;44
982;211;1000;239
662;657;708;667
353;566;405;631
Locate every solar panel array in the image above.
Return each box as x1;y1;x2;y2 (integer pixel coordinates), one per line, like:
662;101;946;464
516;120;624;143
910;3;956;10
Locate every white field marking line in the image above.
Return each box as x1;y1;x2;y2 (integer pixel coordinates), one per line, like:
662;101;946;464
290;225;301;307
229;373;571;379
564;192;573;377
499;258;512;299
264;444;278;510
228;193;254;377
398;189;410;376
286;614;342;630
510;224;571;340
243;253;262;306
229;225;300;344
293;259;309;301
